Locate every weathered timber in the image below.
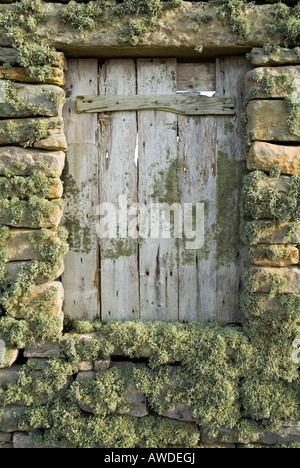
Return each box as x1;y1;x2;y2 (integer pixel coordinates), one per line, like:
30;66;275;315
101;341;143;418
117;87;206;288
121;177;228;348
247;142;300;176
77;94;235;116
0;147;65;177
0;66;65;86
247;100;300;141
0;4;288;58
250;48;300;66
0;81;64;118
177;62;216;92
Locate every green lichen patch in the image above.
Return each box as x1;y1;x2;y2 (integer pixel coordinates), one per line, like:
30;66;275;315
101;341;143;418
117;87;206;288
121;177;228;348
210;0;253;38
0;196;64;227
0;172;60;199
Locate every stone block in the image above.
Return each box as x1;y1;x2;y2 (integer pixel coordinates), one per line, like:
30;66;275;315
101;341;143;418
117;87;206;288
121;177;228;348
0;81;65;118
247;100;300;142
0;406;29;432
93;358;111;371
5;260;64;284
6;229;62;262
24;340;61;358
0;432;12;442
248;266;300;294
0;366;22;387
11;281;64;319
0;347;19;369
0;147;65;177
13;431;75;449
250;244;299;267
250;48;300;67
245;66;300;99
247;142;300;176
0;200;63;228
0;66;65;86
244;220;300;245
78;361;93;371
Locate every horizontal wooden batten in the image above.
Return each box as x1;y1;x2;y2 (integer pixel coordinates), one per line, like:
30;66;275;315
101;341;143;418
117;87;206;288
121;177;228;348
76;94;235;116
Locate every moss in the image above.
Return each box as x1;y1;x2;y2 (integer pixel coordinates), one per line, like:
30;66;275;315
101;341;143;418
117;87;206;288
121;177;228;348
0;316;63;348
248;245;290;262
0;121;22;144
102;239;137;260
251;69;292;96
4;81;47;117
285;92;300;136
266;3;300;45
241;171;300;223
210;0;253;38
0;172;60;199
151;156;181;205
25;120;49;147
0;196;64;227
236;419;261;443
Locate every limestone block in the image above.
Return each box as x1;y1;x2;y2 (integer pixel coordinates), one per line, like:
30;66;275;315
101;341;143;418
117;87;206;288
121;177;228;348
257;425;300;445
0;81;65;118
0;48;66;71
13;431;75;449
6;229;62;262
0;147;65;177
34;130;68;152
78;361;93;371
76;371;96;382
250;244;299;267
0;366;22;387
0;406;31;432
0;66;65;86
247;100;300;142
248;266;300;294
0;347;18;369
0;432;12;442
24;340;61;358
93;358;111;371
244;220;300;245
0;200;63;228
250;48;300;67
5;260;64;284
247;142;300;176
11;281;64;319
245;66;300;99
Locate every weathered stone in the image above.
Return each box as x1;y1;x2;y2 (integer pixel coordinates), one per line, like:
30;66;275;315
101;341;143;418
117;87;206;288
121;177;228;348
13;431;75;449
0;442;13;448
160;405;195;423
0;117;65;148
0;81;65;118
0;347;18;369
245;66;300;99
111;344;152;358
248;266;300;294
3;177;63;200
250;48;300;66
93;358;111;371
247;100;300;142
78;361;93;371
34;130;68;152
0;66;65;86
0;432;12;442
250;244;299;267
24;340;61;358
0;200;63;228
6;229;62;262
0;147;65;177
248;175;291;220
245;220;300;245
0;366;22;387
200;427;239;444
0;47;67;70
0;406;29;432
247;142;300;176
76;371;96;382
199;443;236;449
0;4;290;58
257;426;300;445
5;260;64;284
11;282;64;319
27;358;49;371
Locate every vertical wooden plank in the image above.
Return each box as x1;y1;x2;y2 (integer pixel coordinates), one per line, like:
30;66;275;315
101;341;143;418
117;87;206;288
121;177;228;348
137;59;179;322
177;62;216;92
178;114;218;322
99;60;140;322
215;57;251;323
62;59;100;320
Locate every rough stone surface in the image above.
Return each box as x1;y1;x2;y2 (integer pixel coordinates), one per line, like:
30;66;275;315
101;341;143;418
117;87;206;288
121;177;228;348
0;81;64;118
6;229;62;262
78;361;93;371
0;347;19;369
0;48;66;70
11;281;64;319
247;142;300;176
13;431;75;449
250;48;300;66
0;66;65;86
93;359;111;371
245;66;300;99
257;426;300;445
0;117;65;148
0;406;29;432
76;371;96;382
201;427;239;444
34;130;68;152
0;3;288;58
0;432;12;442
245;220;300;245
249;175;291;219
5;260;64;284
0;366;22;387
0;147;65;177
249;266;300;294
24;340;61;358
247;100;300;142
160;404;195;423
250;244;299;267
0;201;63;228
